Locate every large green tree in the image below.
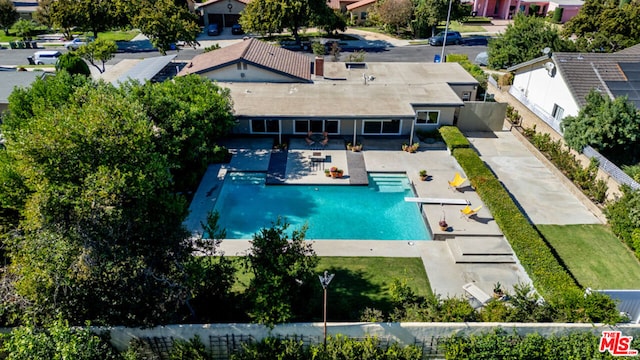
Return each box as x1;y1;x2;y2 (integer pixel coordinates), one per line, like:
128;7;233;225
487;13;574;69
48;0;81;40
55;52;91;76
0;0;19;36
132;0;200;54
240;0;344;45
412;0;470;38
562;90;640;165
562;0;640;52
75;38;118;73
374;0;414;35
242;219;318;327
0;73;236;326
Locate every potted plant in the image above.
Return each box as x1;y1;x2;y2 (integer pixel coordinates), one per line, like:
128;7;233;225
330;167;343;178
493;282;504;298
419;170;428;181
346;142;353;151
352;143;363;152
336;169;344;178
324;169;331;177
439;219;448;231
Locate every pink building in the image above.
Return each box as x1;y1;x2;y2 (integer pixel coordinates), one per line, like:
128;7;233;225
472;0;583;22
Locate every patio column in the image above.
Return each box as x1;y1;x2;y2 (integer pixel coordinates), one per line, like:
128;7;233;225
409;118;415;145
353;120;357;145
279;120;282;145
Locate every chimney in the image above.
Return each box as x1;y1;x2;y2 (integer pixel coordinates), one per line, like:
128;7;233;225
315;56;324;77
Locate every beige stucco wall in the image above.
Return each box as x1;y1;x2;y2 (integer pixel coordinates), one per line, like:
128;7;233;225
349;3;374;24
205;63;302;83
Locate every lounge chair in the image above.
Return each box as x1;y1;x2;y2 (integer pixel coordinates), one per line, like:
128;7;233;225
305;131;315;146
320;132;329;147
460;205;482;220
448;172;467;191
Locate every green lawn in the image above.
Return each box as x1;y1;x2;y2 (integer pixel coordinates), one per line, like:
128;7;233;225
98;30;141;42
538;224;640;289
229;256;430;321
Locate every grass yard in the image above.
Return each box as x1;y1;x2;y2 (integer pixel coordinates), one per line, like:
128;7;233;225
229;256;430;321
538;224;640;289
98;30;141;42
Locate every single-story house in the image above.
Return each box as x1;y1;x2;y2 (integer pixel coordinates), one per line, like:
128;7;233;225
11;1;39;19
506;44;640;133
97;54;179;86
472;0;583;22
346;0;376;24
195;0;249;28
178;38;480;143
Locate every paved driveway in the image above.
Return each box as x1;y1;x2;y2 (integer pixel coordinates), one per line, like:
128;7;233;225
466;131;601;225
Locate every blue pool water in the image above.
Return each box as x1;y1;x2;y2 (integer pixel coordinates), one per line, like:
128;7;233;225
212;172;431;240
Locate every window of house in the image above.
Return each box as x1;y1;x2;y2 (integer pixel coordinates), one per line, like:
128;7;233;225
416;110;439;124
251;120;279;133
552;104;564;121
294;120;339;134
363;120;400;134
236;62;247;70
462;92;471;101
361;12;367;20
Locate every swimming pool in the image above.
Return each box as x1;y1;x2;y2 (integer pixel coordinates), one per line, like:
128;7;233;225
211;172;431;240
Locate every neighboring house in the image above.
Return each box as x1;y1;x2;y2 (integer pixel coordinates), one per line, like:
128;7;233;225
178;38;479;141
195;0;249;29
11;1;39;19
97;55;180;86
471;0;583;22
0;69;42;113
346;0;375;25
506;44;640;133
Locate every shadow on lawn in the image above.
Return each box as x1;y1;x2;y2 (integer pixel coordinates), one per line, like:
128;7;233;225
304;267;393;322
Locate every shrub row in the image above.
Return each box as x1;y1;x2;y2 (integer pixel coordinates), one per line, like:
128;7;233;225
443;328;640;359
604;185;640;261
445;54;488;90
439;126;470;151
523;127;608;203
507;105;608;203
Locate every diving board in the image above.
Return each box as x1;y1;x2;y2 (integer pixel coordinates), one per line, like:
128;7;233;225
404;197;470;205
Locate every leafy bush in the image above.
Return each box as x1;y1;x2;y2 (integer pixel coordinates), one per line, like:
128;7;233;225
446;54;488;90
203;43;221;52
439;126;470;151
311;41;326;56
0;318;120;360
605;185;640;260
443;328;637;359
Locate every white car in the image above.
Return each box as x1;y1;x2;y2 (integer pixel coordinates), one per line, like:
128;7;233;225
64;38;90;50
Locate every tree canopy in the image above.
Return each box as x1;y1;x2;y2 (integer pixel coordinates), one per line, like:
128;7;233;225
76;38;118;74
242;219;318;327
55;53;91;76
562;90;640;165
412;0;470;38
0;73;236;326
239;0;345;44
0;0;19;36
487;13;574;69
562;0;640;52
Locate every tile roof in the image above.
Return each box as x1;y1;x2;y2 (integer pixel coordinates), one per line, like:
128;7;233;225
178;38;311;82
346;0;375;11
326;0;341;10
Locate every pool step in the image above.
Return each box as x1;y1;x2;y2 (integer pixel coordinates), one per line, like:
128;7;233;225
370;174;410;193
228;172;266;185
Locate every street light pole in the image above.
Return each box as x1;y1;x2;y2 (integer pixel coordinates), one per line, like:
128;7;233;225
440;0;454;63
318;271;335;348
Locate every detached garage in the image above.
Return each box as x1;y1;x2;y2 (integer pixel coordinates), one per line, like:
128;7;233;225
196;0;248;28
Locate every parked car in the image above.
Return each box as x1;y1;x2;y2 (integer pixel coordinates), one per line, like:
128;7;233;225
231;23;244;35
64;37;92;50
30;50;62;65
474;51;489;66
207;23;220;36
428;31;463;46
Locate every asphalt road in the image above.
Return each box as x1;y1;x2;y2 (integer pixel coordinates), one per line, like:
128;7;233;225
0;41;487;67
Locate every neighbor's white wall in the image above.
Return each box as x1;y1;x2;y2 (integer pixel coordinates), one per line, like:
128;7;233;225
511;63;580;120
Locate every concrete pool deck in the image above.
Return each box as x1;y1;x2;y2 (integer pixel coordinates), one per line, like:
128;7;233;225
185;131;602;300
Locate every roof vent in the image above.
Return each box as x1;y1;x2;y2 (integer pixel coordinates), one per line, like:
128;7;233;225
543;61;555;76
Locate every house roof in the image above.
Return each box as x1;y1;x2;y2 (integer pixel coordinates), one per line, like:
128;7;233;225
0;70;42;104
221;62;475;118
508;48;640;108
178;38;311;82
326;0;341;10
346;0;375;11
195;0;250;7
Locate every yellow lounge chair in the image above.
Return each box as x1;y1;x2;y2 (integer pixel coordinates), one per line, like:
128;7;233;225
448;172;467;191
460;205;482;220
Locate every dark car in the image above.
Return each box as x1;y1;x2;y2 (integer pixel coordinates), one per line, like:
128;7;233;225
231;23;244;35
428;31;463;46
207;23;220;36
